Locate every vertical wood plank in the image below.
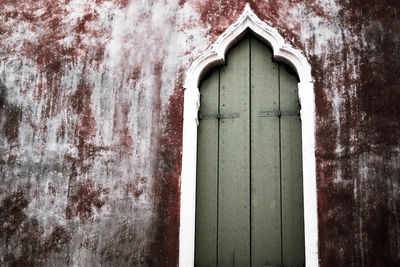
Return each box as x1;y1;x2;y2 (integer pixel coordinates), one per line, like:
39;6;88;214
195;69;219;267
250;36;281;266
218;36;250;267
279;63;305;266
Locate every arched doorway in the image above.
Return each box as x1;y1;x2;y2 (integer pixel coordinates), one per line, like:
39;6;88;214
195;34;304;267
179;5;318;266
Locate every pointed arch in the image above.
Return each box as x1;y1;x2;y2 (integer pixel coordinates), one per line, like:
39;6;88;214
179;4;318;266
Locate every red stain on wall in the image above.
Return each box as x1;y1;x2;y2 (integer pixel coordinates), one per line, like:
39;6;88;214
66;181;105;221
0;191;29;241
314;1;400;265
149;77;183;266
43;226;71;252
72;80;98;160
0;191;70;265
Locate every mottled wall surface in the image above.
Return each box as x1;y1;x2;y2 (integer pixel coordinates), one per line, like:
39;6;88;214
0;0;399;266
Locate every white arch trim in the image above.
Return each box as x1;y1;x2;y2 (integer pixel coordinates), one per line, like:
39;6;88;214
179;4;318;266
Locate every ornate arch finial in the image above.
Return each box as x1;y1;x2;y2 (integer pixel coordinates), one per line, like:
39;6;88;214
184;3;313;91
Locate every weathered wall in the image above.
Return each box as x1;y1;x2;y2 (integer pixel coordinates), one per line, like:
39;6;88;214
0;0;399;266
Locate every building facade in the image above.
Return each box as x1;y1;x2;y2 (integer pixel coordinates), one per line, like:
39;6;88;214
0;0;399;266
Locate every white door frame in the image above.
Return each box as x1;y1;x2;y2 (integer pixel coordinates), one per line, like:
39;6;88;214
179;4;319;266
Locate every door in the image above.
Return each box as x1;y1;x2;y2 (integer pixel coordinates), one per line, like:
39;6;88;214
195;34;305;267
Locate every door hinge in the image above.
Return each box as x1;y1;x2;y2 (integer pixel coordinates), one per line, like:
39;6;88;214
258;110;299;117
199;113;240;120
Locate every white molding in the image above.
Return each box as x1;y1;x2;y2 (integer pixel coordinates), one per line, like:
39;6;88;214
179;3;318;266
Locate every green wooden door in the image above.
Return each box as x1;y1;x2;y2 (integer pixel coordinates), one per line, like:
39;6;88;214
195;34;305;267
